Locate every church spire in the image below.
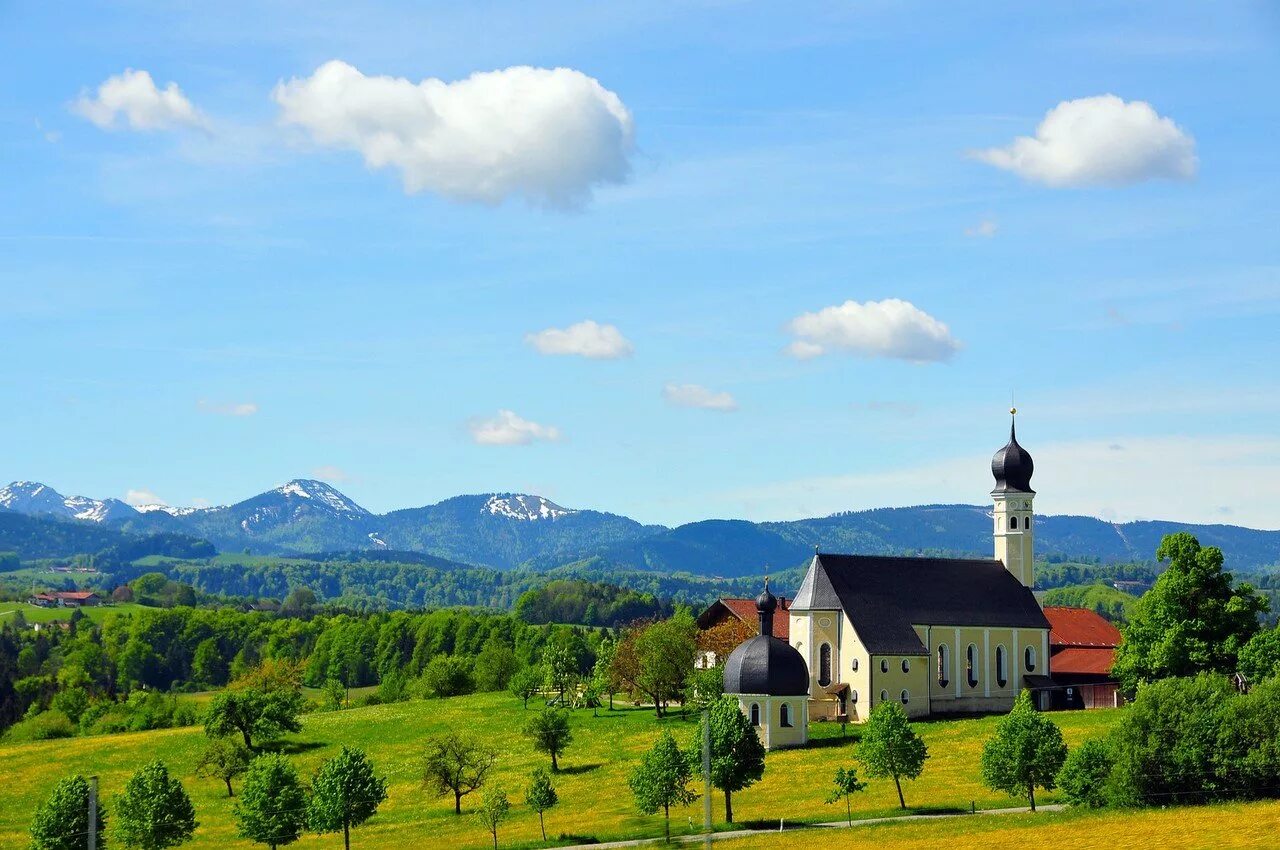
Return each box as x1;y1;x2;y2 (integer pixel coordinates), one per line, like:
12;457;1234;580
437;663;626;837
755;577;777;637
991;408;1036;588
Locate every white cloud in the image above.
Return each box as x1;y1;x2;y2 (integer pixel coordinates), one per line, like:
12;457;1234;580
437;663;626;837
311;465;352;483
125;489;165;507
526;320;633;359
971;94;1197;187
197;400;259;417
273;60;634;208
964;219;998;238
785;298;960;363
469;410;562;446
663;383;739;412
72;69;206;131
722;435;1280;530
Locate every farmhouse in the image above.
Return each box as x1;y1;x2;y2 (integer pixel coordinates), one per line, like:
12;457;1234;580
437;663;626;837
28;590;101;608
1039;605;1123;709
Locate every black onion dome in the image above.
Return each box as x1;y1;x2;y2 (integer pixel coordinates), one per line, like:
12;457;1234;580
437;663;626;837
991;413;1035;493
722;635;810;696
755;580;777;613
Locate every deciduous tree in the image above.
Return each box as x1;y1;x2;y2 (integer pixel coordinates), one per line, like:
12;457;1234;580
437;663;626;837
980;691;1067;811
630;729;696;842
422;732;497;814
233;754;309;850
1055;739;1114;809
476;786;510;850
524;707;573;772
30;774;107;850
309;746;388;850
687;696;764;824
856;701;929;809
525;768;558;841
508;665;542;709
112;761;198;849
195;737;252;797
824;766;867;826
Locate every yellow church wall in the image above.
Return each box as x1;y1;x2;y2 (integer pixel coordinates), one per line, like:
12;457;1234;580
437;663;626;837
922;625;1049;714
866;650;930;719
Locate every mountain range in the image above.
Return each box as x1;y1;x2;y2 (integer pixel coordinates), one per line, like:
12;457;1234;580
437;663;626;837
3;479;1280;575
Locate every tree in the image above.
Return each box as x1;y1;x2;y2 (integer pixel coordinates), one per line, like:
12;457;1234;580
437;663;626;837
686;666;724;714
204;687;304;750
30;774;107;850
696;619;754;667
1113;532;1267;690
192;638;228;687
523;707;573;772
322;677;346;711
1238;626;1280;684
475;786;510;850
628;612;698;717
525;768;558;841
592;637;617;710
112;761;198;849
422;655;474;698
542;638;580;704
856;701;929;809
1056;739;1114;809
508;665;542;709
195;737;252;796
474;639;519;692
309;746;388;850
824;766;867;826
234;753;309;850
630;729;697;842
422;732;497;814
980;691;1067;811
688;696;764;824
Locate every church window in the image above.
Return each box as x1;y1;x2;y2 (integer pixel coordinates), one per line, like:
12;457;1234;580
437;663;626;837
996;646;1008;688
901;689;910;705
1025;647;1037;672
879;689;888;703
937;644;950;687
880;659;889;673
819;643;832;687
750;703;760;726
1010;516;1018;530
966;644;978;688
901;659;911;673
780;703;793;727
1025;516;1032;528
851;658;859;672
850;689;858;704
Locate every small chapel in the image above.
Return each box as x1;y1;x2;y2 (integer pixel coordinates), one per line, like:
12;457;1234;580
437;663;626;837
722;411;1067;749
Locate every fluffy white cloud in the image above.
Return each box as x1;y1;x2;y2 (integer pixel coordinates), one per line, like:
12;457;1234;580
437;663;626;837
125;489;165;506
197;400;259;417
663;383;738;412
72;69;206;131
964;219;998;238
785;298;960;363
971;95;1197;187
311;465;352;483
273;61;634;207
526;320;633;359
469;410;562;446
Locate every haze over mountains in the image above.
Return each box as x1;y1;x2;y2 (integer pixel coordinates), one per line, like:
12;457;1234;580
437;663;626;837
3;479;1280;575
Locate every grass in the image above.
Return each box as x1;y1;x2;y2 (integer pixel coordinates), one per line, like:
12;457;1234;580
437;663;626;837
0;691;1128;849
719;800;1280;849
0;600;146;625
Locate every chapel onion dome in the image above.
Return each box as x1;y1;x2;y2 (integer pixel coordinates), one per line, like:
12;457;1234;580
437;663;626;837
991;408;1035;494
723;579;809;697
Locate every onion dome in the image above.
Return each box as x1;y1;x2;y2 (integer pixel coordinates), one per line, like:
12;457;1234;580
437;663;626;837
991;409;1035;494
723;579;810;697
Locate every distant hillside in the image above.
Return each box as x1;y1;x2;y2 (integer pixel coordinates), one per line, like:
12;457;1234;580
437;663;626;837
0;512;214;563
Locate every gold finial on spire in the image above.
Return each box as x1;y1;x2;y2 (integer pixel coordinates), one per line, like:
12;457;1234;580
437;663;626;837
1010;407;1017;415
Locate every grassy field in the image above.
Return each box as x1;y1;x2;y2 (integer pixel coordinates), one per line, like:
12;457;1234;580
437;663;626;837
0;600;146;625
721;800;1280;849
0;691;1128;849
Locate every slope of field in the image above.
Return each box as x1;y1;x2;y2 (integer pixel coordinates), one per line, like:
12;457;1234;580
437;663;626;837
0;692;1122;849
0;600;146;625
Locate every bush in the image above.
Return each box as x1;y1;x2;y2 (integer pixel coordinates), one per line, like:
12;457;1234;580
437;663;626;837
4;709;76;742
421;656;475;699
1056;739;1115;808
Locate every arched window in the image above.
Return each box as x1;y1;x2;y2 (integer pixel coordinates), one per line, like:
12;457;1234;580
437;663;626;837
901;689;910;705
1025;646;1037;672
967;644;978;688
996;645;1008;688
850;689;858;704
819;643;832;687
901;659;911;673
1010;516;1018;530
750;703;760;726
780;703;793;727
937;644;950;687
880;659;889;673
851;658;859;672
879;689;888;703
1025;516;1032;529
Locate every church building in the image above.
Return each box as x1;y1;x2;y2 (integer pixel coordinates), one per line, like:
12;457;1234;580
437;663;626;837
787;412;1050;720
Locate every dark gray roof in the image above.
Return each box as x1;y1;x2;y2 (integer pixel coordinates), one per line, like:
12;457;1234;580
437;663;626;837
791;555;840;610
723;635;810;696
808;553;1050;655
991;417;1035;494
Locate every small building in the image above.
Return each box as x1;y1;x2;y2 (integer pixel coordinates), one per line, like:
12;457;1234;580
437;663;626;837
697;596;791;640
722;581;809;750
1039;605;1123;709
28;590;101;608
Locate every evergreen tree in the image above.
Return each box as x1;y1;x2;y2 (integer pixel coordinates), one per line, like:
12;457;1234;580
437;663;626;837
29;774;107;850
525;768;558;841
630;729;697;842
111;761;198;849
523;707;573;772
856;701;929;809
308;747;387;850
980;691;1067;811
824;766;867;826
686;696;764;824
233;753;309;850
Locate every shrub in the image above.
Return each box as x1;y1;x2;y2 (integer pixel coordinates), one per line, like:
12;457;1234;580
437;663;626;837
1056;739;1115;808
3;709;76;742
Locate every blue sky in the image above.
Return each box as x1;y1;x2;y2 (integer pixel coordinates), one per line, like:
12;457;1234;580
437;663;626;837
3;1;1280;528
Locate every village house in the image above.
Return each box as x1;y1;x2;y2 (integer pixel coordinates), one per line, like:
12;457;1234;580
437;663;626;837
1039;605;1124;709
28;590;101;608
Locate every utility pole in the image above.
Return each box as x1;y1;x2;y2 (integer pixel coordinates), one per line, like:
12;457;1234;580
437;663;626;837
701;711;711;850
87;775;98;850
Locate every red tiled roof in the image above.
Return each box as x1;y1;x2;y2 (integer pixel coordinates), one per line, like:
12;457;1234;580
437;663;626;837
55;591;98;600
1051;646;1116;676
703;597;791;640
1043;606;1121;649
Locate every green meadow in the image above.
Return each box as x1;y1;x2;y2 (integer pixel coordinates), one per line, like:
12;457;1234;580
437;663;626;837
0;691;1125;849
0;600;145;625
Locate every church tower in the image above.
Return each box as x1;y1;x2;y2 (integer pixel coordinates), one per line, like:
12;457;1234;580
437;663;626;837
991;409;1035;588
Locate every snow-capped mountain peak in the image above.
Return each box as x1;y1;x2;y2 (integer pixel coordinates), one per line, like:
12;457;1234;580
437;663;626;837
484;494;577;521
0;481;138;524
272;479;370;516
